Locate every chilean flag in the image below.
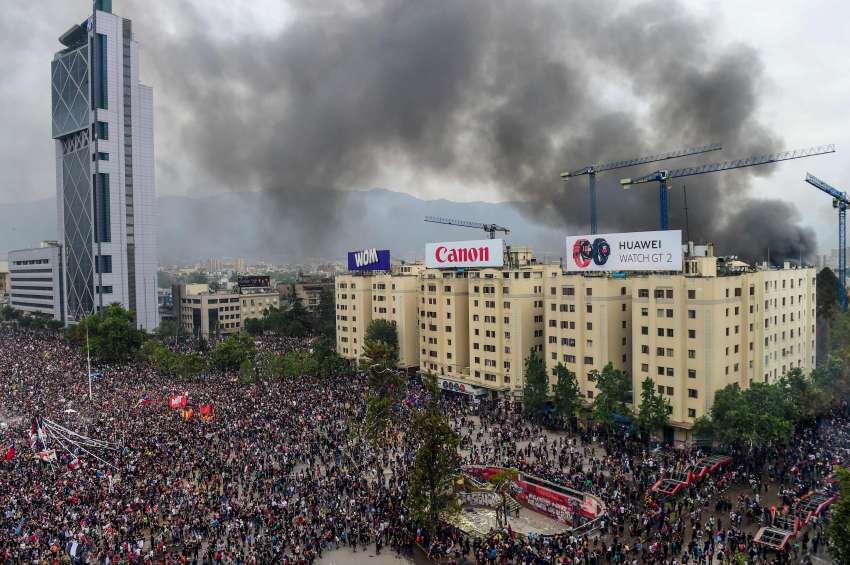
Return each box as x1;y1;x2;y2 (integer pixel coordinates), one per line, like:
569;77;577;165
136;395;151;407
68;456;81;470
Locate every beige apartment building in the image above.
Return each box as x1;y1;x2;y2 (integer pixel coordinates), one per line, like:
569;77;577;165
544;275;633;401
543;253;815;439
334;245;816;439
335;264;423;368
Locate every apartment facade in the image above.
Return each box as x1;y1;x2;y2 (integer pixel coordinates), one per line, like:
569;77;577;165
7;242;65;321
334;245;815;436
52;1;158;329
544;275;633;401
335;264;423;368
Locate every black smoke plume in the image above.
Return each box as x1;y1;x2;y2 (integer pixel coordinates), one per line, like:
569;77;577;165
132;0;814;263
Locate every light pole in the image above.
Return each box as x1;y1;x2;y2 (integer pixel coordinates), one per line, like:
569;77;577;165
86;325;93;401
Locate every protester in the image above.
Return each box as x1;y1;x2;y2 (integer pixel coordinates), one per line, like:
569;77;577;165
0;326;846;564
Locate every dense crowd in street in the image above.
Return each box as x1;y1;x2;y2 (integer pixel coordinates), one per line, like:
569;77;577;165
0;325;848;564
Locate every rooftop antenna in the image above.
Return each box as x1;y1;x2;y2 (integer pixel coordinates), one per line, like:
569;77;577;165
683;184;691;244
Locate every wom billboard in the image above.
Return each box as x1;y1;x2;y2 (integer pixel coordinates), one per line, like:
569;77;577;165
425;239;504;269
565;230;682;272
347;248;391;271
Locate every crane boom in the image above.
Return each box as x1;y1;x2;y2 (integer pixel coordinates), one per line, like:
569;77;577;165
805;172;849;204
562;143;722;178
620;145;836;186
619;144;837;230
560;143;721;234
424;215;510;239
805;172;848;309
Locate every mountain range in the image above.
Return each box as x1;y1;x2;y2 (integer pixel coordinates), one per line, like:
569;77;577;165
0;189;568;265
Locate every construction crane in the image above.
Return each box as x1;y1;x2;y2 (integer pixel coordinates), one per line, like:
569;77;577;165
620;144;837;230
424;216;510;239
560;143;722;234
805;172;848;309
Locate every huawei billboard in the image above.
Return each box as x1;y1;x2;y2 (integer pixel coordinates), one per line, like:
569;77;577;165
564;230;682;272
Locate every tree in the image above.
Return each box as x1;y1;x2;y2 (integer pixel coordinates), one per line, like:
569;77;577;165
315;286;336;342
279;350;319;378
67;305;145;362
155;319;180;341
406;373;460;534
210;334;255;371
780;367;827;423
817;267;841;322
591;363;631;427
827;466;850;564
238;358;256;385
552;363;581;425
362;338;405;477
522;348;549;423
636;377;670;441
314;338;347;378
365;319;399;363
702;382;794;453
812;355;850;407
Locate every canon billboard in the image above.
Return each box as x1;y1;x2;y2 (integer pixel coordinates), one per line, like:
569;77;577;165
564;230;682;272
425;239;504;269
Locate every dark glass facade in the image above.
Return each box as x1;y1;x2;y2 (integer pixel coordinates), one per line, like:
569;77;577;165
51;46;89;138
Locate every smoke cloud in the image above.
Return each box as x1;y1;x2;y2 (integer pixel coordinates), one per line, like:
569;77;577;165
133;0;814;263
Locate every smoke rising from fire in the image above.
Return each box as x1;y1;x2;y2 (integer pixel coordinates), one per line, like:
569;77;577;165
134;0;814;263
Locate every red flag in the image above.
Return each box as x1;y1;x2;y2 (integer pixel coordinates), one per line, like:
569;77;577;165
199;404;214;421
68;456;81;470
3;445;14;461
168;395;188;410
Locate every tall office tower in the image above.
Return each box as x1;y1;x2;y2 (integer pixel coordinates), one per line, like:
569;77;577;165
51;0;158;329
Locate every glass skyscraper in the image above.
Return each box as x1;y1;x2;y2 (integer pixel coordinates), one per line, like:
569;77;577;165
52;0;158;330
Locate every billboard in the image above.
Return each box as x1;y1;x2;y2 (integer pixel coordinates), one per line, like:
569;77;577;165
347;248;391;271
564;230;682;272
425;239;504;269
237;275;271;288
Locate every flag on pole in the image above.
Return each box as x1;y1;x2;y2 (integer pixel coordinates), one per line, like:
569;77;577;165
168;395;188;410
3;443;15;461
36;449;57;462
136;395;151;407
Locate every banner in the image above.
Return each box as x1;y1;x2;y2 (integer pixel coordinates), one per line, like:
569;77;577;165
168;395;188;410
199;404;214;422
425;239;504;269
347;248;391;271
564;230;682;272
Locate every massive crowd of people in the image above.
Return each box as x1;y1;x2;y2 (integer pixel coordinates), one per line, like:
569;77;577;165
0;325;847;564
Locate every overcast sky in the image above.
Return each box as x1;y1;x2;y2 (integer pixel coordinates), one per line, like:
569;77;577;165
1;0;849;254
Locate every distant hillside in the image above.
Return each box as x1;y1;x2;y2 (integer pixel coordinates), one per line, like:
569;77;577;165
0;189;568;264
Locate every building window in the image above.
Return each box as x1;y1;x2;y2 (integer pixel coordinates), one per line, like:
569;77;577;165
688;289;696;299
688;388;698;398
93;173;111;243
688;349;695;359
95;255;112;274
95;285;113;294
641;326;648;335
688;369;696;379
94;33;108;109
688;309;695;319
688;329;696;339
688;408;696;418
